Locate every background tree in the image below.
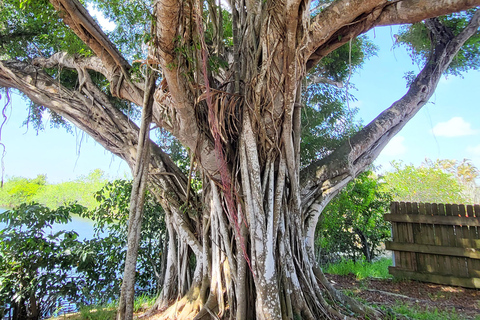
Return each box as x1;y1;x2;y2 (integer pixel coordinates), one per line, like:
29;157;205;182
0;183;167;316
0;170;109;209
423;158;480;203
0;175;47;207
383;160;471;204
2;0;480;319
316;171;392;264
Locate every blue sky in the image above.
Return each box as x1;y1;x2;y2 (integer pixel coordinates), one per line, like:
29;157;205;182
352;26;480;174
0;17;479;183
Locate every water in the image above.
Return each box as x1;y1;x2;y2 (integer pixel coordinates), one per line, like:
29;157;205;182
0;208;100;319
0;208;98;241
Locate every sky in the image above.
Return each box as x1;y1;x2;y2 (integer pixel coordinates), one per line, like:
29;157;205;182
0;12;479;184
351;26;480;174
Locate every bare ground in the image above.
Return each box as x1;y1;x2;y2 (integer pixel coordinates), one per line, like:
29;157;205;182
326;274;480;319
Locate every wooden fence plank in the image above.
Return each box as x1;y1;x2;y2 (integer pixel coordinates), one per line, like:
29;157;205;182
391;202;401;268
398;202;409;270
389;267;480;289
449;204;462;277
471;205;480;278
387;202;480;288
444;204;457;277
383;213;480;226
416;203;427;272
458;205;469;278
436;203;450;275
405;202;417;270
424;203;438;273
385;241;480;259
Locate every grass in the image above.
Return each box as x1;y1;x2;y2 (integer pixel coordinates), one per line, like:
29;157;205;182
78;305;116;320
325;257;393;280
325;258;478;320
52;294;157;320
387;303;479;320
133;293;157;313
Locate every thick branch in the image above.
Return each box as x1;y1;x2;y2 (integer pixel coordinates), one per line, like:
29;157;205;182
307;75;344;88
376;0;480;26
301;9;480;213
49;0;143;102
152;0;225;180
300;10;480;257
305;0;480;70
33;52;146;108
0;60;188;205
306;0;387;64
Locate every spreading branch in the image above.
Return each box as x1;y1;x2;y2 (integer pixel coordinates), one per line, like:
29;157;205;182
305;0;480;70
300;10;480;246
49;0;143;102
33;53;143;106
0;60;189;207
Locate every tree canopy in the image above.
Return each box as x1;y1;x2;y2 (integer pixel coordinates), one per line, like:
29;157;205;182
383;159;479;204
1;0;480;319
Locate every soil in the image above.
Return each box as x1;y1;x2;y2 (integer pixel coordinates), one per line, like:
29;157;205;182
326;273;480;319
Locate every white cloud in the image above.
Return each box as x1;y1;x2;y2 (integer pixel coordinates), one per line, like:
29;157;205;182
431;117;477;137
381;136;407;157
87;5;116;32
467;144;480;156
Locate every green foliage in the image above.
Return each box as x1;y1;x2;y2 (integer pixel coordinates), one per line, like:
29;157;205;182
0;203;85;320
133;293;156;313
88;0;154;61
300;87;361;166
0;174;46;207
325;257;393;280
79;305;116;320
395;10;480;77
78;179;166;303
36;169;110;209
0;0;91;60
315;35;378;83
301;36;376;165
382;160;469;204
0;169;109;210
422;158;479;203
317;171;392;263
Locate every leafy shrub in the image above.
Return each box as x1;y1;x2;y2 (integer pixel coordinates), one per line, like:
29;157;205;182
316;171;392;264
0;203;85;320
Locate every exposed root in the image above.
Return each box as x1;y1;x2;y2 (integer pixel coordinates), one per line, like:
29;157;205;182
314;266;384;319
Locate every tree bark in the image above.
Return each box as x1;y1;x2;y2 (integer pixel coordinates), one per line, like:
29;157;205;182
117;71;156;320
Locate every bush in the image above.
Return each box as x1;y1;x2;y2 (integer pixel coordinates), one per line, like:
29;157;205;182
0;203;85;320
316;171;392;264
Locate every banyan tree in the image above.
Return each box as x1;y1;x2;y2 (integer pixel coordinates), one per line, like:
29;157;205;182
1;0;480;319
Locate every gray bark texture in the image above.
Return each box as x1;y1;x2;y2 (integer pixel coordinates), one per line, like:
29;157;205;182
1;0;480;319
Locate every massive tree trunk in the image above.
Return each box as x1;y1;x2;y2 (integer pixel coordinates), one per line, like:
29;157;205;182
1;0;480;319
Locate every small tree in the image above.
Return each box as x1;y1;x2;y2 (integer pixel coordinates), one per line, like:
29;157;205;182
0;203;84;320
317;171;392;264
383;160;469;204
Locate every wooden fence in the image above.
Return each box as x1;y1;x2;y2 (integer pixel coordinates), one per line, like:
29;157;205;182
384;202;480;289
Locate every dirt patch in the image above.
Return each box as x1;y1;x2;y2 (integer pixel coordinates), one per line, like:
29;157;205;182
326;274;480;319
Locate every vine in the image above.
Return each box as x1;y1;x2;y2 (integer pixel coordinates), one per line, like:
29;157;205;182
0;88;10;188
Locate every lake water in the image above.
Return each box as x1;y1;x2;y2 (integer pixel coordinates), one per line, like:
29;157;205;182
0;208;98;241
